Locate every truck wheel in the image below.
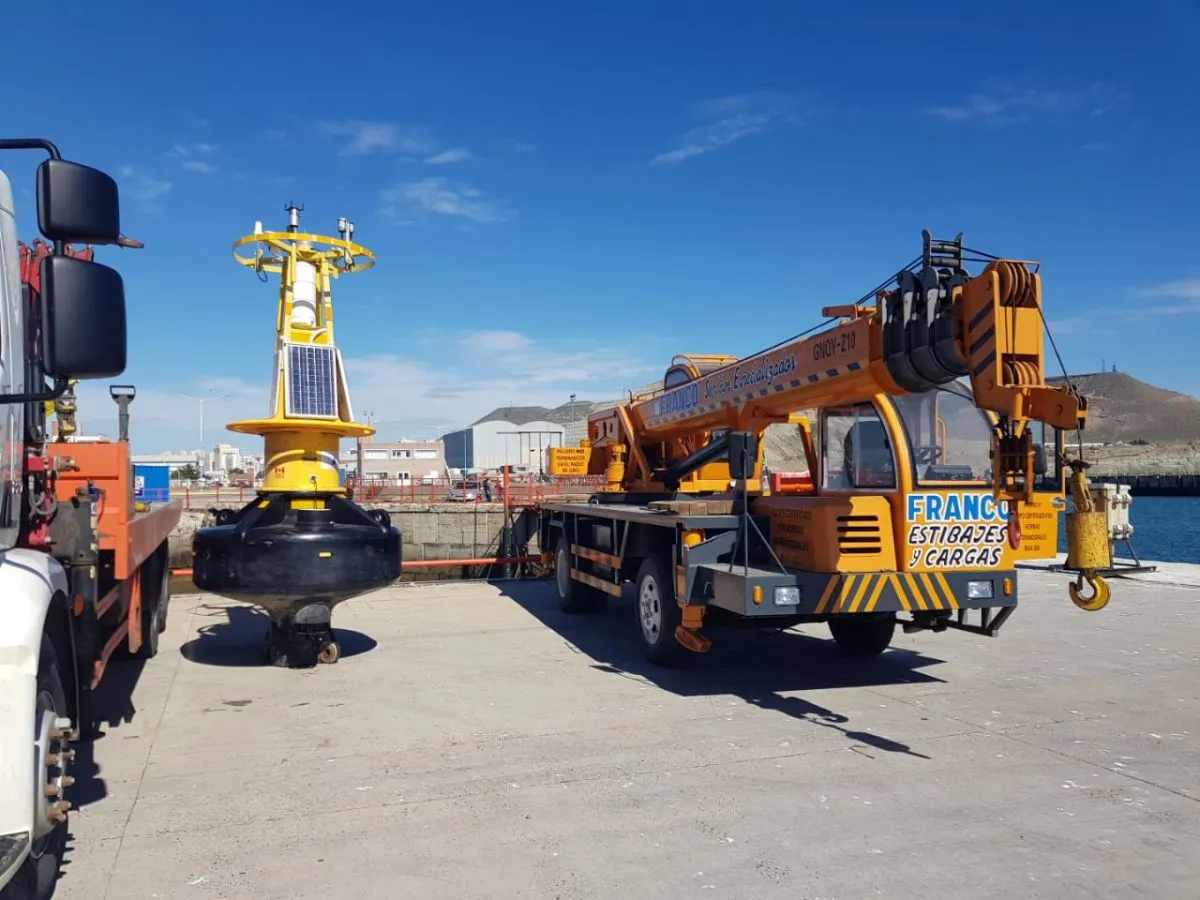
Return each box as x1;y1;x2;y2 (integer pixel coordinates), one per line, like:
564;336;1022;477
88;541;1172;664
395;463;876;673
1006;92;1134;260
828;613;896;657
134;569;163;660
634;555;685;666
157;549;171;634
554;537;606;614
2;639;71;900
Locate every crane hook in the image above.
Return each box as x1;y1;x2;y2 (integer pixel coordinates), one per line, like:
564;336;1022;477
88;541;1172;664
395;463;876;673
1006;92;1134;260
1006;501;1021;550
1068;570;1110;611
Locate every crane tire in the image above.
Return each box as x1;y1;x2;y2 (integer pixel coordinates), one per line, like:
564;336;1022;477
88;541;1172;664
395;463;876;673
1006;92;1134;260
634;555;686;667
554;537;606;614
828;613;896;657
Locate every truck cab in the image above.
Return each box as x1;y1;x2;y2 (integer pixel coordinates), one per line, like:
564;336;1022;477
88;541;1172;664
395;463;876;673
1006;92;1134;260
805;381;1066;568
0;142;137;900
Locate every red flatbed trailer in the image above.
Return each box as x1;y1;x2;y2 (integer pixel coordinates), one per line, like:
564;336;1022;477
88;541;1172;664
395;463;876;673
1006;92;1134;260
47;439;181;688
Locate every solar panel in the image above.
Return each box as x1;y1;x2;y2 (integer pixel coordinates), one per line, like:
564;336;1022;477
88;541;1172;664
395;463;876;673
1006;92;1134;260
285;343;338;419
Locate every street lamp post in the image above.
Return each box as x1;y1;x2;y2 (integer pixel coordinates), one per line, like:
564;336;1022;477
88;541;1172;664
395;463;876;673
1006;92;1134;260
176;389;230;462
357;409;374;483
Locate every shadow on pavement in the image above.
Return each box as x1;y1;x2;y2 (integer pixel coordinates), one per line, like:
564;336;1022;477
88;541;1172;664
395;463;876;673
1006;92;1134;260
66;653;149;812
179;603;377;667
496;578;946;760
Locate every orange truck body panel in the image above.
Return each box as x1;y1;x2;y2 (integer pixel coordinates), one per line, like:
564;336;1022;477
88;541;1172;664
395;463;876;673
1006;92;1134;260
47;441;182;581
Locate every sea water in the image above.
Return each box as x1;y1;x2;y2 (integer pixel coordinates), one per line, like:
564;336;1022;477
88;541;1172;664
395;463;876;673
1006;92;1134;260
1056;495;1200;565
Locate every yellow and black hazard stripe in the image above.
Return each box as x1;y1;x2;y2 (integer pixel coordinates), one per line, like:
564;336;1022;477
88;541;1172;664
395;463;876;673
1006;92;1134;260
813;571;965;614
966;298;996;380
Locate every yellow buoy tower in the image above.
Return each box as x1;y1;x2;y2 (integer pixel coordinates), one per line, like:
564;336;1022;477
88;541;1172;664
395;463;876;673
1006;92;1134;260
191;204;402;667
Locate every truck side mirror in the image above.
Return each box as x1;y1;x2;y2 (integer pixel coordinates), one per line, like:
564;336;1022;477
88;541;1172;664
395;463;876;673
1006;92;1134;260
1033;443;1047;477
40;254;128;379
37;158;122;244
728;431;757;481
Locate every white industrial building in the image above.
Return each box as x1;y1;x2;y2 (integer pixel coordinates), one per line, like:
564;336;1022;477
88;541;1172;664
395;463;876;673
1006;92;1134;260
130;449;208;473
337;439;446;482
442;408;568;473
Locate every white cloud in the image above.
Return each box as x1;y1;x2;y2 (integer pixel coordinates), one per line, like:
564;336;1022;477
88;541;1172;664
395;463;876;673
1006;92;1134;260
922;82;1129;125
319;120;436;156
380;177;511;224
69;330;660;451
117;165;172;212
459;330;532;352
170;142;217;157
1133;279;1200;300
652;90;807;165
167;142;220;174
1129;278;1200;314
1044;316;1117;337
425;148;472;165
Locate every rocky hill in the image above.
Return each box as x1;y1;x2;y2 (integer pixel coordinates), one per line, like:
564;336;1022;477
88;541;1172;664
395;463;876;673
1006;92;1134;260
1047;372;1200;444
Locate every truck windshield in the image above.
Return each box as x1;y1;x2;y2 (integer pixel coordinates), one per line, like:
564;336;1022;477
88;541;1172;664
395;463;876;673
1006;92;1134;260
891;382;991;486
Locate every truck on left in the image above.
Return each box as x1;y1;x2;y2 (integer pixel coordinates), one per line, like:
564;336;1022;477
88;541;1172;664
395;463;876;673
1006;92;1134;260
0;139;181;900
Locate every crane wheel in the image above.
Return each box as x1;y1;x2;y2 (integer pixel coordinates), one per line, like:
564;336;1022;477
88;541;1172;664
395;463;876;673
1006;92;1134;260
554;537;606;614
634;555;686;667
828;613;896;657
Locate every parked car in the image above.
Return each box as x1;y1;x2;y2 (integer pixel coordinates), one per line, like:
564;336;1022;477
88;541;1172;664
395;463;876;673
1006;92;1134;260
448;479;481;501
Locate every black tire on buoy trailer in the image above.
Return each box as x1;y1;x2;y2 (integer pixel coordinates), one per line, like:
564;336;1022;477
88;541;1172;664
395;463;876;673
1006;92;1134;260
828;613;896;657
634;555;685;667
554;536;606;614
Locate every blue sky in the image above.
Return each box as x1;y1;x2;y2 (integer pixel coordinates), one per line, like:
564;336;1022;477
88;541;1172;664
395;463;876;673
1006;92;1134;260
5;0;1199;452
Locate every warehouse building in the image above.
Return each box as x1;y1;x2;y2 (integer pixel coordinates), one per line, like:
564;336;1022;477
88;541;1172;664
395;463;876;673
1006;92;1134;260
444;386;666;473
442;407;569;473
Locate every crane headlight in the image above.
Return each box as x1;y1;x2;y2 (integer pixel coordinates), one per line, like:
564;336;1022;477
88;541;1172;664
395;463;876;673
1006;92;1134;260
773;586;801;607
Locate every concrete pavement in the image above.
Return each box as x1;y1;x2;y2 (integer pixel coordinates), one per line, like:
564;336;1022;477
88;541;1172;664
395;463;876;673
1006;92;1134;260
58;569;1200;899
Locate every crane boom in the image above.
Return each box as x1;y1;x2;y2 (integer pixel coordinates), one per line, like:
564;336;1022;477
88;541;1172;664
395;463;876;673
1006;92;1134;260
572;232;1088;508
637;233;1085;438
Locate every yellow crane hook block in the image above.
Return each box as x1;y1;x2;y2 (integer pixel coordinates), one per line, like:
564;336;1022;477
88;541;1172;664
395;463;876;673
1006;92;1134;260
1063;461;1112;611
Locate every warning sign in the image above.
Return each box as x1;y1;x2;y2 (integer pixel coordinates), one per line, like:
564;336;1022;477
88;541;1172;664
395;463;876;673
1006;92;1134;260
548;446;591;476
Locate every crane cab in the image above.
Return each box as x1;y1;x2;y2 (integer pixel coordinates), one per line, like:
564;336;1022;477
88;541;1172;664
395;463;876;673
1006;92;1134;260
757;381;1067;576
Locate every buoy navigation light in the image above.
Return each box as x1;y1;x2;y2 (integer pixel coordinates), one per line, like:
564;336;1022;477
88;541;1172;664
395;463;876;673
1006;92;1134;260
191;204;402;667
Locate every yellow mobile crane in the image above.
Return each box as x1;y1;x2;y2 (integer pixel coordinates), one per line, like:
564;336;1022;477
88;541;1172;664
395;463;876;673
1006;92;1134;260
537;232;1112;665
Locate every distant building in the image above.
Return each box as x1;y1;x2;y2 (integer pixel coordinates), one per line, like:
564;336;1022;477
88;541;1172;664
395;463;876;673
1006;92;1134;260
131;449;207;475
209;442;246;476
442;408;567;472
340;439;446;483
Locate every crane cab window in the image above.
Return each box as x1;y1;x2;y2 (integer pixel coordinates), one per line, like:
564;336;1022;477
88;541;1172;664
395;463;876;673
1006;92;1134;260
821;403;897;491
663;367;693;389
891;384;991;486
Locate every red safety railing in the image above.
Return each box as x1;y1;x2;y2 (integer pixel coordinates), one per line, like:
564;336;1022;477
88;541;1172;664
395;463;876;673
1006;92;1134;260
171;555;542;577
169;475;606;510
345;474;604;506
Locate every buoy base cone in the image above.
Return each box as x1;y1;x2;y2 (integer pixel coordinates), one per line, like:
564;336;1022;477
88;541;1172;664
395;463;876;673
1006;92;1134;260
191;492;402;668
